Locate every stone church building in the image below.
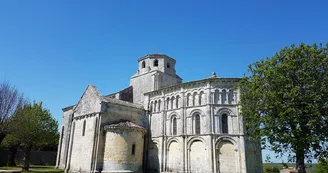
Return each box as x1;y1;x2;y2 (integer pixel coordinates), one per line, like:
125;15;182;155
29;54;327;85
56;54;263;173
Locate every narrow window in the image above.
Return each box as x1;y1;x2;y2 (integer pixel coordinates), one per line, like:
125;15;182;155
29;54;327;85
176;95;179;108
194;114;200;134
166;98;170;110
222;114;228;133
158;100;161;111
167;63;170;68
171;97;175;110
154;100;157;112
150;101;153;112
172;117;177;135
132;144;136;155
142;61;146;68
221;90;227;104
154;59;159;67
82;120;86;136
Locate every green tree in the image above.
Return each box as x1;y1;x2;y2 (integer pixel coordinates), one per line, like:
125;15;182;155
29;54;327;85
315;159;328;173
11;101;58;172
238;43;328;173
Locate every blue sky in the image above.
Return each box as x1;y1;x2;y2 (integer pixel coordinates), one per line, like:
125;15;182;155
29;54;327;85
0;0;327;163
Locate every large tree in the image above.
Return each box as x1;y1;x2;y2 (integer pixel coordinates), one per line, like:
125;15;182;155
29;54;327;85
11;101;58;172
0;81;23;144
239;43;328;173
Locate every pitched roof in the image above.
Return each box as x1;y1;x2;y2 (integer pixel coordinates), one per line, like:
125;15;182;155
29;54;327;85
102;96;143;109
107;120;145;129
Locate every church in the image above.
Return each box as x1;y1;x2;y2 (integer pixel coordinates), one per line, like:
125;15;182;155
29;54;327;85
56;54;263;173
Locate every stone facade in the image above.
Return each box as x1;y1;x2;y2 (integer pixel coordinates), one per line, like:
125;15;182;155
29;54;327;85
56;54;263;173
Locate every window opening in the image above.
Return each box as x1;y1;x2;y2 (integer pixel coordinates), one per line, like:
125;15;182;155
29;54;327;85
154;59;159;67
222;114;228;133
194;114;200;134
132;144;136;155
82;120;86;136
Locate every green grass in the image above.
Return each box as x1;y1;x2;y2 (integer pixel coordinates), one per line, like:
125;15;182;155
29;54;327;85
0;165;63;173
263;163;317;173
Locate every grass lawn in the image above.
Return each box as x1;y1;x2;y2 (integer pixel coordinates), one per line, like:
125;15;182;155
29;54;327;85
0;165;63;173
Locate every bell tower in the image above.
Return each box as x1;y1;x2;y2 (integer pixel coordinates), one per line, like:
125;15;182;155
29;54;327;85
130;54;182;105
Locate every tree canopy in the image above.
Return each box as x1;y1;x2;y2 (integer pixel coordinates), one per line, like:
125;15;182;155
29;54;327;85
10;101;58;172
238;43;328;173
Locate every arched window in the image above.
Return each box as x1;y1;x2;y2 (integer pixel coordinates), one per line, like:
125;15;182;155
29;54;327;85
154;59;159;67
221;90;227;104
176;95;179;108
172;116;177;135
166;98;170;110
194;114;200;135
154;100;157;112
158;100;161;111
142;61;146;68
82;120;86;136
171;97;175;109
222;114;228;133
132;144;136;155
167;63;170;68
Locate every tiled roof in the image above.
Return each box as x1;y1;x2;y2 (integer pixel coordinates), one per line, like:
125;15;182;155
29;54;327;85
107;121;145;130
102;96;144;109
138;54;175;61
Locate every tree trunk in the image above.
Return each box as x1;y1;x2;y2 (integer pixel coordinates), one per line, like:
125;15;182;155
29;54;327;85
7;145;18;166
22;145;31;172
296;151;306;173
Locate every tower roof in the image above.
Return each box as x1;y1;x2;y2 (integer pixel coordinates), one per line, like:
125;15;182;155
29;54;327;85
138;54;176;62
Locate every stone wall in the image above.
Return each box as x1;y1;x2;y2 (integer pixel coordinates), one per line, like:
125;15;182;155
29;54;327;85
145;78;259;173
102;127;145;173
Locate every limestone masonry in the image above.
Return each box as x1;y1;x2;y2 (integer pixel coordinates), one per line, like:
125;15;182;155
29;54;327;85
56;54;263;173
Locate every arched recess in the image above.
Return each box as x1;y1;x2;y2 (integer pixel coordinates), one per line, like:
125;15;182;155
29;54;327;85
171;96;175;109
148;140;160;173
167;139;181;172
199;91;205;105
186;93;192;106
166;98;170;110
188;138;209;173
216;140;237;173
221;89;227;104
214;89;220;104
